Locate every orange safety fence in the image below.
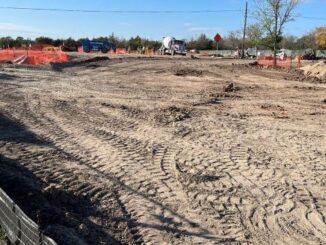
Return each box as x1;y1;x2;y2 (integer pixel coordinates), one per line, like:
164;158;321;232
257;56;292;69
116;48;127;54
0;48;68;65
144;48;155;56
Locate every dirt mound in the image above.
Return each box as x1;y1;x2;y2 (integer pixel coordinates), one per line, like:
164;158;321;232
51;56;110;71
101;102;145;119
154;106;193;124
223;83;240;93
286;70;326;83
300;61;326;79
174;68;203;77
232;61;259;68
190;55;199;59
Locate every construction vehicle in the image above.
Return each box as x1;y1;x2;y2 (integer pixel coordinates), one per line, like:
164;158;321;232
302;49;317;60
160;36;187;56
81;39;116;53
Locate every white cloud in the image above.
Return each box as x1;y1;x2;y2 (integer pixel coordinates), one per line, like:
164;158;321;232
188;27;211;32
185;23;225;33
0;22;42;34
185;23;211;32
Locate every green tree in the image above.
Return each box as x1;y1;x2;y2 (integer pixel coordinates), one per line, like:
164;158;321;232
246;24;264;48
35;36;54;45
255;0;299;66
53;39;63;47
0;37;14;48
187;34;216;50
197;34;214;50
128;36;142;50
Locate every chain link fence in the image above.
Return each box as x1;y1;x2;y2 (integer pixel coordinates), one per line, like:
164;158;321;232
0;188;56;245
202;49;326;59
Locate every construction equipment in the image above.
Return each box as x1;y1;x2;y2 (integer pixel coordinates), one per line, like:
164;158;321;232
81;39;116;53
302;49;317;60
160;36;187;56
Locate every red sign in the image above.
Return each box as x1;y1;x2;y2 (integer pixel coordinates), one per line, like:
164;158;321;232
214;33;222;43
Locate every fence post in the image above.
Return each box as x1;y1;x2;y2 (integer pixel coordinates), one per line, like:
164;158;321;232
39;229;43;245
297;55;301;69
12;204;22;244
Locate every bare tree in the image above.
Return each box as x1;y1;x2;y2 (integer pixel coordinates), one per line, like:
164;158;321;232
224;30;242;50
255;0;299;66
246;24;264;48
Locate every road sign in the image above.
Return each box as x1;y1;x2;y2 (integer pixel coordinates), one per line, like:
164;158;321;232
214;33;222;43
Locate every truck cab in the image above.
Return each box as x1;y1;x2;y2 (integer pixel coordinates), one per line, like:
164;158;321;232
171;40;187;56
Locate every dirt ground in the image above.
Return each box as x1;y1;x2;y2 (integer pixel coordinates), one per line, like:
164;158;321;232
0;54;325;245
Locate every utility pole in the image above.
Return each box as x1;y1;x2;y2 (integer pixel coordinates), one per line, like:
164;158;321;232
273;1;279;68
241;1;248;59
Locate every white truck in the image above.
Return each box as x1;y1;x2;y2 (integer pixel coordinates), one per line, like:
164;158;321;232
160;36;187;56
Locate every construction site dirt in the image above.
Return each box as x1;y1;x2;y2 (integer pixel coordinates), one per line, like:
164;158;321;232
0;54;325;245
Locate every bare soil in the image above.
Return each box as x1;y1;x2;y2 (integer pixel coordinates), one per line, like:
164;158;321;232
0;54;325;245
300;61;326;80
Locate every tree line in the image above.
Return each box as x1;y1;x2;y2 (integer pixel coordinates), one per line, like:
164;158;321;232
0;28;324;51
0;34;162;50
187;27;325;51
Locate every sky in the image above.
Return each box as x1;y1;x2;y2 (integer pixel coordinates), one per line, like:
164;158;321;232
0;0;325;40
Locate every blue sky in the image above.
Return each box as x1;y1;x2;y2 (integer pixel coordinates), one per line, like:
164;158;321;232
0;0;325;40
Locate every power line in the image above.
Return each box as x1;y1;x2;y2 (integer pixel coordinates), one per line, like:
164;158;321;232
1;6;324;20
0;6;243;14
299;16;326;20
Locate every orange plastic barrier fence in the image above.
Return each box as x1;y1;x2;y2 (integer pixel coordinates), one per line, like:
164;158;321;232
144;48;154;56
116;48;127;54
257;56;292;69
0;48;68;65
